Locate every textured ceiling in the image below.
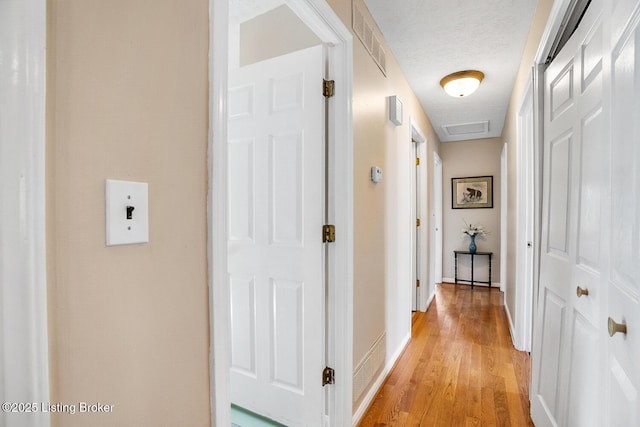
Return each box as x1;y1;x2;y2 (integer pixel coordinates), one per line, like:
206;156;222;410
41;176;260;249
364;0;538;142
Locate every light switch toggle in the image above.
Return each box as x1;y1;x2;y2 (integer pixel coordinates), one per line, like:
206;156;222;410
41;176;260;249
106;179;149;246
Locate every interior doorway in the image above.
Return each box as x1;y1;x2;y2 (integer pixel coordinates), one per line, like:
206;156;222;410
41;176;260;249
209;1;354;425
410;119;427;311
432;153;443;290
500;144;508;294
515;75;534;352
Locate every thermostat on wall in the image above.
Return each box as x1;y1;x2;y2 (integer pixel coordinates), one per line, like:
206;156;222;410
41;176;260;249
371;166;383;183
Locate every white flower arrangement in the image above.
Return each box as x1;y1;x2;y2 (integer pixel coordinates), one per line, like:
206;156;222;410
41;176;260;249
461;221;488;238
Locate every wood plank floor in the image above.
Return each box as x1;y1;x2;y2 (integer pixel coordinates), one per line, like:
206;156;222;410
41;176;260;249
357;283;534;427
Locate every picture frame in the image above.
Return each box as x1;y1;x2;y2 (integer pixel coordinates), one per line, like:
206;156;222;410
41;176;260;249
452;176;493;209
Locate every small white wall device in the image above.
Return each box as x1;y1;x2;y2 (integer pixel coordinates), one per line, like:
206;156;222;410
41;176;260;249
388;95;403;126
371;166;383;183
106;179;149;246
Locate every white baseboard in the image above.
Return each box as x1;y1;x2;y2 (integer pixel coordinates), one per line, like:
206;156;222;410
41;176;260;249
441;278;500;288
426;289;436;309
351;332;411;426
504;302;521;350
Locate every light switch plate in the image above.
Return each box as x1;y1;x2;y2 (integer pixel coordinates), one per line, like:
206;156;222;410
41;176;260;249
106;179;149;246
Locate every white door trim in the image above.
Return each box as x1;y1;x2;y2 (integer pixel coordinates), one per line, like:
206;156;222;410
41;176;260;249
533;4;573;304
410;118;428;311
530;0;575;328
529;0;580;412
500;143;508;294
534;0;576;64
0;1;49;426
432;152;443;292
530;0;575;341
514;75;535;352
208;1;354;425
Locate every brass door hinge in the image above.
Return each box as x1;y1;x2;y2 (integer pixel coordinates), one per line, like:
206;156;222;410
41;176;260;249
417;279;421;288
416;157;420;166
322;366;335;386
323;79;335;98
416;218;421;227
322;225;336;243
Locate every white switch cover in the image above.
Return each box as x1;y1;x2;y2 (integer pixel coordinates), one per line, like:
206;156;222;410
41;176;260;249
106;179;149;246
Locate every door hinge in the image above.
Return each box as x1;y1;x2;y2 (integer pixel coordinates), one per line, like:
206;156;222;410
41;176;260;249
322;225;336;243
416;157;420;166
323;79;335;98
417;279;421;288
322;366;335;386
416;218;421;227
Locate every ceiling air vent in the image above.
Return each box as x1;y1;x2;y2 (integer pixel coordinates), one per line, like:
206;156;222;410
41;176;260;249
353;0;387;76
442;121;490;137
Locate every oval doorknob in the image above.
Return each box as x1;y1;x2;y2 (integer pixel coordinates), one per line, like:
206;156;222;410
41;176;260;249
576;286;589;297
608;317;627;337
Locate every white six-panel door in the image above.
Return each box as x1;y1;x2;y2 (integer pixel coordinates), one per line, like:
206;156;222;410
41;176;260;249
227;45;326;426
607;0;640;424
532;1;606;425
532;0;640;425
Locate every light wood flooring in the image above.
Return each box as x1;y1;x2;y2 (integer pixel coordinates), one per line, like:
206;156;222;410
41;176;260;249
357;283;534;427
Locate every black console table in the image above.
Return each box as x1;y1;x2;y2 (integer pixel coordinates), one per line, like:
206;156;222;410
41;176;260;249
454;251;493;289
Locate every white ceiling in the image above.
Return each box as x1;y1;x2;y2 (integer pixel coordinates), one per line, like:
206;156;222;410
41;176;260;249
364;0;538;142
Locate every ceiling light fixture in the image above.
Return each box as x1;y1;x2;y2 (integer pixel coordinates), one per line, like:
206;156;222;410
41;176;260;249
440;70;485;98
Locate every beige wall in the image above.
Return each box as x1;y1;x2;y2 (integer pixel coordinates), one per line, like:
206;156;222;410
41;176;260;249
501;0;554;327
239;5;322;66
441;138;503;282
327;0;441;407
44;0;443;422
46;1;211;426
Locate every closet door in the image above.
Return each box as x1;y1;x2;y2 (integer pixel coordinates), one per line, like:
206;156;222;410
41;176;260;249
531;1;607;425
606;0;640;424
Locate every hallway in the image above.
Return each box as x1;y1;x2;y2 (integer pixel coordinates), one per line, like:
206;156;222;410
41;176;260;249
358;283;533;426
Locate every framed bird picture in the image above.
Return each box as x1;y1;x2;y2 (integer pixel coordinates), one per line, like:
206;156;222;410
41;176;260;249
452;176;493;209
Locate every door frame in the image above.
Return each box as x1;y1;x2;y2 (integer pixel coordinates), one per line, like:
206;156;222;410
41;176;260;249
0;1;50;426
431;152;443;296
514;75;535;352
410;118;427;311
500;143;508;294
530;0;576;314
208;1;354;426
529;0;577;403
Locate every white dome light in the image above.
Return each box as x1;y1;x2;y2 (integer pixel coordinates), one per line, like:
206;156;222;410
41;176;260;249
440;70;485;98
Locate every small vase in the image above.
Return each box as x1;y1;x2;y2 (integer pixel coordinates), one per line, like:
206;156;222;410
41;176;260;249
468;235;477;253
